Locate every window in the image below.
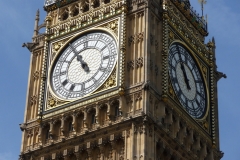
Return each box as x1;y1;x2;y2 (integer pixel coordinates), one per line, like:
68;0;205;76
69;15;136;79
91;114;96;124
68;121;73;132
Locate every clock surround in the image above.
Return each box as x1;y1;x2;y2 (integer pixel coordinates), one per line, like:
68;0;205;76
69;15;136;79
168;41;209;119
48;30;118;101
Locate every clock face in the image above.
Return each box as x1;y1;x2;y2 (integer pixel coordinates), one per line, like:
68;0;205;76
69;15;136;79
168;42;207;119
50;31;117;100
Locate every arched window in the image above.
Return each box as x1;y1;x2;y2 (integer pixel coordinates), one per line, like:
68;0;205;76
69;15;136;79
91;114;96;124
62;12;69;21
115;106;120;116
72;7;79;17
45;129;49;140
68;121;73;132
112;100;121;120
44;125;50;143
53;120;61;140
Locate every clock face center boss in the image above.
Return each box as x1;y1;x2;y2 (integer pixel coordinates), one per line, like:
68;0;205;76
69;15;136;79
50;31;118;100
168;42;207;119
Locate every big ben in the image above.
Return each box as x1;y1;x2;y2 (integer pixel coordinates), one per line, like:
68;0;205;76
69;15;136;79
20;0;225;159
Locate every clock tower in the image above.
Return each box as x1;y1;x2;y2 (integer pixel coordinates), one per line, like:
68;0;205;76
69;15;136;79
20;0;225;159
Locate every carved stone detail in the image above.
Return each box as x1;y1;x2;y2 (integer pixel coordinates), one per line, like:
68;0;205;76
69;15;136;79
136;57;143;68
101;20;119;36
51;38;70;61
128;35;135;46
46;92;69;110
31;95;38;105
128;32;144;46
33;71;40;80
134;92;142;101
137;32;144;42
126;95;133;104
127;60;134;71
95;67;117;92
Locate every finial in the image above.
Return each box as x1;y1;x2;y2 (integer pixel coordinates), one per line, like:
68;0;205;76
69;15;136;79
36;9;39;16
198;0;207;18
212;37;215;44
207;40;214;49
33;9;40;37
36;9;40;20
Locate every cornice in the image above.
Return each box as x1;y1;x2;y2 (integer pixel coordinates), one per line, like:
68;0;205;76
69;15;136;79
45;0;123;40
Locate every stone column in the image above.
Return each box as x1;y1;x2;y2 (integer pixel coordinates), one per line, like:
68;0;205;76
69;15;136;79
72;112;77;135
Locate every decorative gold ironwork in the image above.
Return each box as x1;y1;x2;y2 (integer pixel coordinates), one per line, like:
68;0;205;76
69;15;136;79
95;67;117;93
101;20;119;36
46;92;69;110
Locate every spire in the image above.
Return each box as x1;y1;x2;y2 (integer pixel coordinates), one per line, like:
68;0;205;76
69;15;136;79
212;37;215;44
212;37;216;59
36;9;40;20
33;9;40;37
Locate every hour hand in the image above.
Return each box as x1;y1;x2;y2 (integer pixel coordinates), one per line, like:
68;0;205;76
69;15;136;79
69;43;89;72
81;61;89;72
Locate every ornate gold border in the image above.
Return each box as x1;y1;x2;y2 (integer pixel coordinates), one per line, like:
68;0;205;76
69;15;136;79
168;40;210;121
47;27;119;103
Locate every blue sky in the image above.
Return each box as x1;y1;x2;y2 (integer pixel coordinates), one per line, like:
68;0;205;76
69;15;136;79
0;0;239;159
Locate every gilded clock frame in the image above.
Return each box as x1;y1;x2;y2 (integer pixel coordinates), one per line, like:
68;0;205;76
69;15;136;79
168;40;210;121
42;18;124;115
48;28;119;99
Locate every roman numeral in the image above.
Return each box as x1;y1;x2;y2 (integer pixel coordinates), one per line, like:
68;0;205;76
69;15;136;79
191;63;197;71
84;41;88;48
169;63;176;71
70;84;75;91
195;80;202;84
101;45;107;51
81;83;85;91
92;77;97;83
172;77;178;84
197;91;205;99
99;67;107;72
103;55;109;60
60;71;67;76
64;61;71;64
196;100;200;107
191;102;196;110
62;79;68;86
177;90;183;98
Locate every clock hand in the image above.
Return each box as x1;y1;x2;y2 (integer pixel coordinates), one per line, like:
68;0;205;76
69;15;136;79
69;43;89;72
176;45;191;90
180;63;191;90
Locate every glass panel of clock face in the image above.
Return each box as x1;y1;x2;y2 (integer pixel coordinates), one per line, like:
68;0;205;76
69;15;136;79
51;32;117;100
168;43;207;119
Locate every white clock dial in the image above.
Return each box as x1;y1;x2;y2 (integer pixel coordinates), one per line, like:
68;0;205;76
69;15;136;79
168;42;207;119
51;31;117;100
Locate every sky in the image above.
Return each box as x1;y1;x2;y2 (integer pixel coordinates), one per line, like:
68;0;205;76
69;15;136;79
0;0;239;159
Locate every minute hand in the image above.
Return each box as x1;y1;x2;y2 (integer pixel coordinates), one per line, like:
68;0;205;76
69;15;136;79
69;43;89;72
180;63;191;90
177;46;191;90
